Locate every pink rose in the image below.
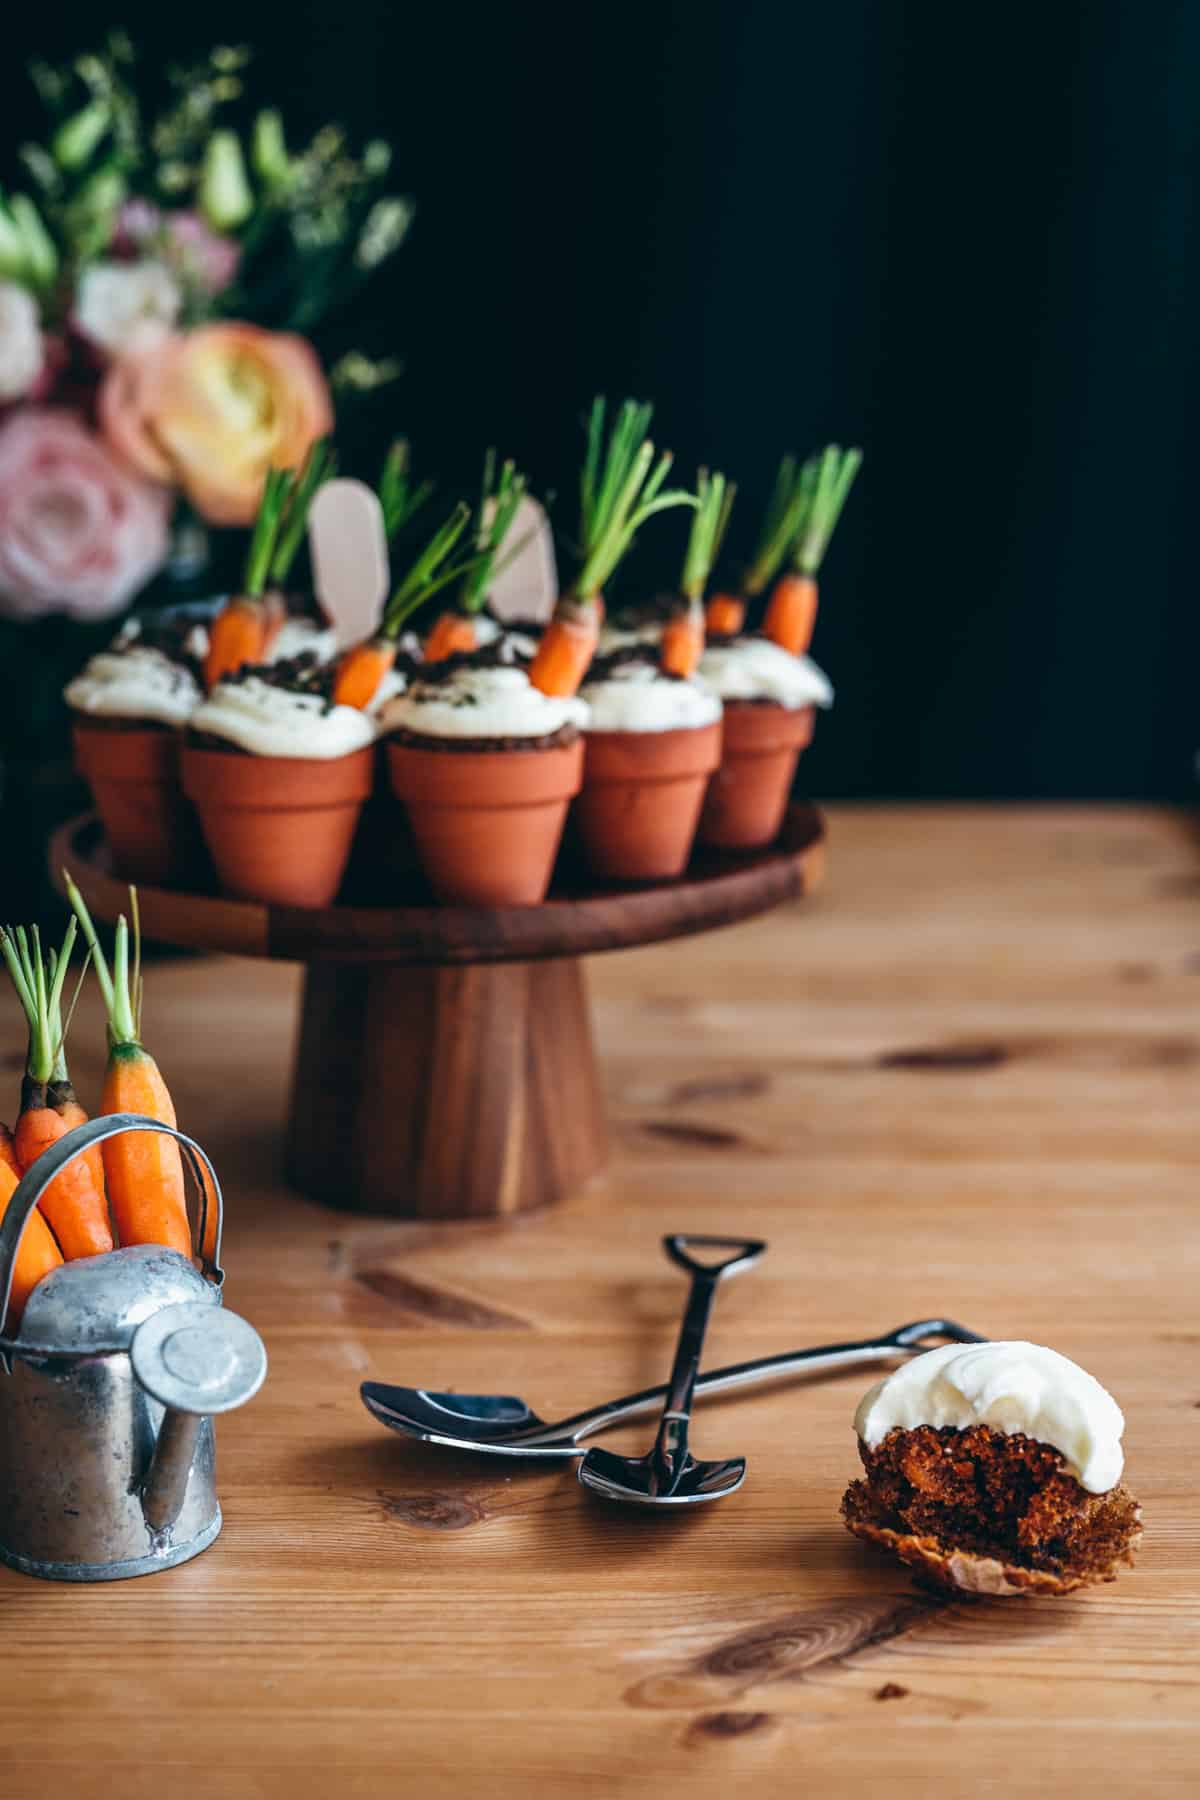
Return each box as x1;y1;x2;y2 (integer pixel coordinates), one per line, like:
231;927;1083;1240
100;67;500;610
0;409;170;621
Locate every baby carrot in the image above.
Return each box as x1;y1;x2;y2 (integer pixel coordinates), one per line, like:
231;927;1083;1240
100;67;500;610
762;571;820;657
704;594;746;638
531;398;696;699
0;1157;62;1331
64;879;193;1261
661;469;734;678
204;594;283;690
423;612;479;663
332;638;398;709
660;608;705;678
1;921;114;1262
765;445;861;655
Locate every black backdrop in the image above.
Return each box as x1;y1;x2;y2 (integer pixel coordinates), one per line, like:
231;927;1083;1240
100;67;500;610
4;1;1195;800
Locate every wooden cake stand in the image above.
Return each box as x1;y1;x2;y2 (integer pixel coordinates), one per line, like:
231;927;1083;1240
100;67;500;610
51;806;825;1221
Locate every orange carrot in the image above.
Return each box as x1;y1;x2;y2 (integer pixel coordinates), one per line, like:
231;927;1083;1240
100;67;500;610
763;571;819;656
423;612;479;663
1;922;114;1262
332;637;397;710
204;593;284;691
53;1093;107;1204
528;606;600;698
0;1158;62;1331
705;594;745;637
660;605;705;678
64;881;193;1261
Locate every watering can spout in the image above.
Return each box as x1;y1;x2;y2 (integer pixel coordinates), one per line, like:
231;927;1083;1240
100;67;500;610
141;1409;204;1534
131;1298;267;1537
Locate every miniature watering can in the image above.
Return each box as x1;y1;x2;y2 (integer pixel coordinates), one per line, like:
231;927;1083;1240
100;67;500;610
0;1115;266;1582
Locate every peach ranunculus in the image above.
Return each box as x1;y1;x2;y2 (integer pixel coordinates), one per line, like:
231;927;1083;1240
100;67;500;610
0;409;169;621
99;322;334;526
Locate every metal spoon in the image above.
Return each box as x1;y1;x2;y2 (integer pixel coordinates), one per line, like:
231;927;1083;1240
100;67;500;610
360;1316;985;1461
577;1233;765;1507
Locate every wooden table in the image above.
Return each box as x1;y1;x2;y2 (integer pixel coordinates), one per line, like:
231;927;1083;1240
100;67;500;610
1;806;1196;1798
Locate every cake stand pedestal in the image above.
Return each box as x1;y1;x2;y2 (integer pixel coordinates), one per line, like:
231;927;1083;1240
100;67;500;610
51;806;825;1220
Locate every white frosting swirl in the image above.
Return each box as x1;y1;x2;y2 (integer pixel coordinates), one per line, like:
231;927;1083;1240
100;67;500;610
699;639;834;710
65;645;203;728
580;662;722;733
266;617;338;665
190;675;375;759
382;665;588;740
472;615;539;662
855;1341;1126;1494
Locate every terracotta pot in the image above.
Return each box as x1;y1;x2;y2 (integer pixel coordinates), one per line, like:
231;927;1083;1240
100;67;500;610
72;718;202;887
387;737;584;907
575;722;722;882
181;744;375;907
699;702;816;851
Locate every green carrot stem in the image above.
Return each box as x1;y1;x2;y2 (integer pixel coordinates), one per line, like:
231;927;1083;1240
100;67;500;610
269;439;336;585
789;444;862;575
64;872;138;1050
680;470;733;603
242;467;290;597
743;454;815;596
379;440;434;539
569;397;696;602
0;917;77;1087
459;454;528;614
380;502;483;636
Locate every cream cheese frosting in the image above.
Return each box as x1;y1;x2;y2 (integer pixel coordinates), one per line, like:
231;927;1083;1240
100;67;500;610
65;645;203;729
266;617;338;665
190;675;375;759
699;639;834;710
854;1341;1126;1494
472;615;539;662
580;662;722;733
381;664;589;740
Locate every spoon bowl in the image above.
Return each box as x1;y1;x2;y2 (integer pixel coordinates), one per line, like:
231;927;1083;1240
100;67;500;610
578;1445;747;1506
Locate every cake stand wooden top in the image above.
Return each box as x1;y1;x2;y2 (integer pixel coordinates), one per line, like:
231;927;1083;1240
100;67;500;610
51;804;825;967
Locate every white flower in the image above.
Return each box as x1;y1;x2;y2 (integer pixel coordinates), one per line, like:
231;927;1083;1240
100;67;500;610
0;282;45;402
74;260;183;358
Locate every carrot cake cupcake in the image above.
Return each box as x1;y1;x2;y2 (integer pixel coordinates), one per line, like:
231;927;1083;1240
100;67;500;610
65;609;209;885
841;1340;1142;1595
182;652;376;907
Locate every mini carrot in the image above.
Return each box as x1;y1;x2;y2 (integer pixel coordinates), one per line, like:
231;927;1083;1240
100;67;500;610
422;453;530;664
205;442;334;689
704;594;746;638
334;500;479;709
1;920;113;1262
661;469;735;679
764;444;861;656
530;397;696;698
0;1157;62;1331
64;879;193;1260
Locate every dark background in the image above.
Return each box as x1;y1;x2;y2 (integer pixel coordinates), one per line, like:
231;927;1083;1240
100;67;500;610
3;0;1195;801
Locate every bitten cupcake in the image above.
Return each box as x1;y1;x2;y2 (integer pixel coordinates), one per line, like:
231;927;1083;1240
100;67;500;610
182;654;375;907
700;446;860;849
841;1340;1142;1596
65;610;208;885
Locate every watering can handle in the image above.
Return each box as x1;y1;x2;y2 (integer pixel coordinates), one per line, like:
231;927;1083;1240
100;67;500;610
0;1114;224;1329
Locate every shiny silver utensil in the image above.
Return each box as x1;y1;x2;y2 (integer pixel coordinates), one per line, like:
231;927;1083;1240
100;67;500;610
360;1315;985;1461
576;1233;765;1506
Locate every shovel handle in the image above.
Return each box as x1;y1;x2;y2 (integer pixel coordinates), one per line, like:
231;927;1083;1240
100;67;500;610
0;1114;224;1348
662;1234;766;1281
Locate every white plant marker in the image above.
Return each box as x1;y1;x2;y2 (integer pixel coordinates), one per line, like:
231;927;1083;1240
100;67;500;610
309;479;390;649
485;494;556;624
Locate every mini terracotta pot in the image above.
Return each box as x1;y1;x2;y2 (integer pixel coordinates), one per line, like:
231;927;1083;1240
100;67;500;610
699;702;816;851
72;718;201;887
575;722;722;882
387;737;585;906
181;744;375;907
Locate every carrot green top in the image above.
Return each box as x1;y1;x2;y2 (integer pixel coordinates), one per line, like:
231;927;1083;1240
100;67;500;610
0;918;80;1088
378;440;434;540
64;874;141;1053
378;502;482;640
680;470;736;604
785;444;862;577
242;438;335;597
570;397;696;603
457;452;528;616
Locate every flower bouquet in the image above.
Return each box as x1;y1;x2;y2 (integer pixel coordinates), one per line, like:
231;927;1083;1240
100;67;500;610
0;35;411;912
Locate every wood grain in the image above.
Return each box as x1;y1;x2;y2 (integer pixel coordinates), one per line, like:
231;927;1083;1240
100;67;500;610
4;805;1198;1798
